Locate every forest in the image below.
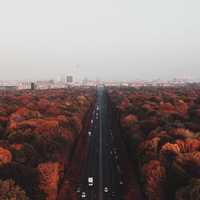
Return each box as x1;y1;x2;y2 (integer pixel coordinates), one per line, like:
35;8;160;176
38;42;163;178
0;88;95;199
108;85;200;200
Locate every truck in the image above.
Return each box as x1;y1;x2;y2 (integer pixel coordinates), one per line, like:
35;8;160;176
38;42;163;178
88;177;94;187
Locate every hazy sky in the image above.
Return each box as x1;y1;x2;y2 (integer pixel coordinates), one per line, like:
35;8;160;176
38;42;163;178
0;0;199;81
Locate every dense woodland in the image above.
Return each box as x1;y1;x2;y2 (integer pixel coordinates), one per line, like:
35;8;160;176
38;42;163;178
108;85;200;200
0;88;95;200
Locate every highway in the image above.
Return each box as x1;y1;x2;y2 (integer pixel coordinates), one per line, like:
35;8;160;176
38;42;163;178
77;86;122;200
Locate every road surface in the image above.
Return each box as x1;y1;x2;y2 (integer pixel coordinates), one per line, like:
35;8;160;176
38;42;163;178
77;86;122;200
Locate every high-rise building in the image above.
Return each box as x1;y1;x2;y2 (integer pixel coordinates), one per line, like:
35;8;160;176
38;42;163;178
31;82;36;90
66;75;73;83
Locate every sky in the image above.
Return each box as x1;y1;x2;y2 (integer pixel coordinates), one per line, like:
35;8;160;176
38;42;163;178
0;0;199;81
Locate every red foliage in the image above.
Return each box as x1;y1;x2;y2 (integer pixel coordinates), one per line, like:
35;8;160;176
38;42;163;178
10;144;23;150
159;102;176;115
0;116;8;124
57;180;77;200
121;114;138;128
175;100;188;115
159;143;181;165
118;98;131;112
138;137;160;163
141;160;167;200
10;107;41;122
108;86;200;199
169;128;195;139
0;88;96;199
0;147;12;166
37;162;60;200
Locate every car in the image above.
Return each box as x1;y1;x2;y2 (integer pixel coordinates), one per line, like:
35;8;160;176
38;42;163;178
120;180;124;185
104;187;109;193
96;106;99;110
88;131;92;136
88;177;94;186
81;192;87;198
91;119;93;124
76;187;81;193
111;191;116;197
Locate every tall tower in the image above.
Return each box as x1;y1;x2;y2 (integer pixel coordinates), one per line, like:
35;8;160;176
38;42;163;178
31;82;36;90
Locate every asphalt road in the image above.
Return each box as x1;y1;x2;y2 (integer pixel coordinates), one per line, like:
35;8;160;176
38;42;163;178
77;86;122;200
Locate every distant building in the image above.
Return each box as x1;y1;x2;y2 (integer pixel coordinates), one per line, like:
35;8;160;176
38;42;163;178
0;85;17;90
66;75;73;83
31;82;36;90
48;79;55;84
82;78;88;85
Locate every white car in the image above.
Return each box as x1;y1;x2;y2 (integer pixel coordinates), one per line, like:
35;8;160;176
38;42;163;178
96;106;99;110
81;192;87;198
88;131;92;136
88;177;94;186
104;187;109;193
91;119;93;124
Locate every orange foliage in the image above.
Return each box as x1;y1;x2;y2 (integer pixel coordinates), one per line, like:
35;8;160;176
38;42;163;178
108;86;200;199
170;128;195;139
37;162;60;200
172;152;200;180
159;102;176;115
10;144;23;150
118;98;131;112
159;143;181;165
9;119;59;136
10;107;41;122
0;88;95;199
141;160;167;200
185;138;200;151
0;147;12;166
175;100;188;115
138;137;160;163
121;114;138;128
